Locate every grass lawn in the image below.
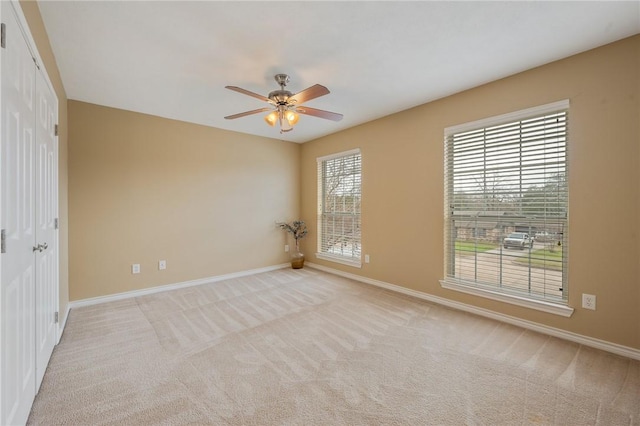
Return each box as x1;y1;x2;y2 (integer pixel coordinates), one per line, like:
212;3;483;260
455;240;498;254
514;246;563;271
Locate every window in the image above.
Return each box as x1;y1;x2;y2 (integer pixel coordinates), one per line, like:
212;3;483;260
317;149;362;267
442;101;570;314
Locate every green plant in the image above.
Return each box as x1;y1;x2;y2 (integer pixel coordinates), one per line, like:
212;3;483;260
279;220;308;251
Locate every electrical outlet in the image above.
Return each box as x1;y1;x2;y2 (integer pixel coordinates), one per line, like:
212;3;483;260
132;264;140;274
159;260;166;270
285;244;289;252
582;294;596;310
364;254;370;263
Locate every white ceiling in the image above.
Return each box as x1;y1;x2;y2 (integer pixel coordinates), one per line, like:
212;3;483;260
38;1;640;143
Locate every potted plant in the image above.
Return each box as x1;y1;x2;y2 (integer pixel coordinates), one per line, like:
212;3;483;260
279;220;308;269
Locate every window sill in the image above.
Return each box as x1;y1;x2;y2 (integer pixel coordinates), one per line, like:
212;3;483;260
439;278;574;317
315;253;362;269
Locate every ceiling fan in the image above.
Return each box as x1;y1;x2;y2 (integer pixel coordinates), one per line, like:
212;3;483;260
224;74;343;134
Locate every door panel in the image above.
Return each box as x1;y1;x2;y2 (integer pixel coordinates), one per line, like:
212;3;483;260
34;68;57;391
1;2;38;425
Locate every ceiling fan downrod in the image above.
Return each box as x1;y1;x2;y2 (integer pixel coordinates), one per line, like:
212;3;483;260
269;74;293;105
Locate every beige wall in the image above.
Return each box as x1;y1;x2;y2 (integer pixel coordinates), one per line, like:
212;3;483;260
68;101;300;301
19;1;69;325
301;35;640;350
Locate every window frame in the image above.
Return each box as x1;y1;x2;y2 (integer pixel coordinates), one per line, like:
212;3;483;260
316;148;362;268
440;100;573;317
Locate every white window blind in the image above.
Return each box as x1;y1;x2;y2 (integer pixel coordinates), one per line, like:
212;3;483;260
444;102;569;303
317;149;362;266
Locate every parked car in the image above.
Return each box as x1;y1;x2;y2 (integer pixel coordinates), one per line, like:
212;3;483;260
503;232;534;249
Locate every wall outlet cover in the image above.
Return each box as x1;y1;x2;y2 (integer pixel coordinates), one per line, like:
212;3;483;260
582;293;596;310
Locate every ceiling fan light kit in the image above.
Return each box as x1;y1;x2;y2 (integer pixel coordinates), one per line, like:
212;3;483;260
264;106;299;133
225;74;343;134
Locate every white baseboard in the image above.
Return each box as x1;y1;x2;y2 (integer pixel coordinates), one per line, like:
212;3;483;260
68;263;290;310
306;262;640;361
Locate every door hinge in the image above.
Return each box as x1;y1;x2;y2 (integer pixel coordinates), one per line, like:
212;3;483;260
1;229;5;253
54;311;59;324
54;218;59;229
1;23;6;49
54;124;59;136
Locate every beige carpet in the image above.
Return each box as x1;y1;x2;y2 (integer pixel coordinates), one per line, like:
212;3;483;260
28;268;640;425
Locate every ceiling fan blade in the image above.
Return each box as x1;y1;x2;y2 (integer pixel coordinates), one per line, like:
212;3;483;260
224;107;272;120
225;86;274;104
296;106;343;122
289;84;330;104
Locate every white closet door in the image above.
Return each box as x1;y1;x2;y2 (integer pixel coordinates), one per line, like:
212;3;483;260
1;1;38;424
34;68;58;391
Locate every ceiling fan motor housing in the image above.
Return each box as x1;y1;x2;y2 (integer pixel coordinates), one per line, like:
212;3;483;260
268;89;293;105
269;74;294;105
